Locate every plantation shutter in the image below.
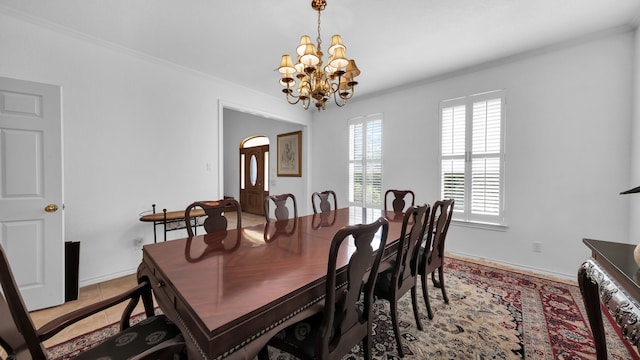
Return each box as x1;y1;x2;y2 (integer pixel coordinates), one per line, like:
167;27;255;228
349;123;363;204
471;97;502;218
440;90;505;225
349;114;383;208
441;100;466;212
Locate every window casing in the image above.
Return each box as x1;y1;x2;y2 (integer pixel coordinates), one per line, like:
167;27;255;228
440;90;505;225
349;114;383;208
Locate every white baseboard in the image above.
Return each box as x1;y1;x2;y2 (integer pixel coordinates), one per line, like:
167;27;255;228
79;268;138;288
448;251;575;282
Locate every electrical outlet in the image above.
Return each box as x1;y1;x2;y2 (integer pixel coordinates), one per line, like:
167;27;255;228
532;241;542;253
134;237;144;250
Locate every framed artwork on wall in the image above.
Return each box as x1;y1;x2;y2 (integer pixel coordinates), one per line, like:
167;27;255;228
277;131;302;177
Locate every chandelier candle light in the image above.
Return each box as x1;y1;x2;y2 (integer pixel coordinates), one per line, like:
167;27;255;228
278;0;360;110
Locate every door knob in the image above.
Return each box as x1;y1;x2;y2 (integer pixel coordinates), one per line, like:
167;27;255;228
44;204;58;212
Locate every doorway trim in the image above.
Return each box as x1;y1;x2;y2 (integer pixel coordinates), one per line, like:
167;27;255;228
218;100;311;211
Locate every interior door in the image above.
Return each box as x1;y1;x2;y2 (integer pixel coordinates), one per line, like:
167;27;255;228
240;145;268;215
0;77;64;311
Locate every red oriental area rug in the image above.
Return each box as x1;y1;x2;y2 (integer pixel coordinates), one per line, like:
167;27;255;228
48;257;639;359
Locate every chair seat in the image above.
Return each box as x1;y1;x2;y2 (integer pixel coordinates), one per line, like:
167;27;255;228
416;246;437;275
375;265;398;299
73;314;184;360
272;311;324;359
271;305;364;359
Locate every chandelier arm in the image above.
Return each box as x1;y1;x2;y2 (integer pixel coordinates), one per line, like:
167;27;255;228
332;91;346;107
285;95;301;105
339;87;355;100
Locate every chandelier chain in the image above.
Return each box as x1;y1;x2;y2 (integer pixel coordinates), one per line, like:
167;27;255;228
316;9;322;54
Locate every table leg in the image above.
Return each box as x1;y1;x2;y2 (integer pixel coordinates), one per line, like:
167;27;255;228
578;262;608;360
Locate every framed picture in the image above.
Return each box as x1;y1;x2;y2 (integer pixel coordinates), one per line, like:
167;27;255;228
277;131;302;177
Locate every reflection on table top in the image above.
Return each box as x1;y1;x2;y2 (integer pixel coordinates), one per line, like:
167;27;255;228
141;207;405;338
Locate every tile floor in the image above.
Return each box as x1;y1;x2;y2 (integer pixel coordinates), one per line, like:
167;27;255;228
31;274;145;349
28;211;267;349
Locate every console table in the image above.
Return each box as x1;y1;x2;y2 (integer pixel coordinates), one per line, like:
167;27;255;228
578;238;640;359
139;204;206;243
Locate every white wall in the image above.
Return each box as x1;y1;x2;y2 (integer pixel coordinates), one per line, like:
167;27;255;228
630;29;640;242
0;12;310;285
312;30;635;279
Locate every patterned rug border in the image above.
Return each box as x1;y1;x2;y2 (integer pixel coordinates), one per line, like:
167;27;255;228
447;253;578;286
602;303;640;359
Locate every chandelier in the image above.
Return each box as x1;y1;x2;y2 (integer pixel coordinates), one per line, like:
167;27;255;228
277;0;360;111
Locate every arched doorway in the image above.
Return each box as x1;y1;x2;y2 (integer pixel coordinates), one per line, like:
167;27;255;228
240;136;269;215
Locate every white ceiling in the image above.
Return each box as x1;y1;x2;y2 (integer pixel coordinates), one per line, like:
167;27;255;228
2;0;640;99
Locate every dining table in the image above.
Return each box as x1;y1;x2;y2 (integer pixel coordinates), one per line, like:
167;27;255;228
137;206;407;359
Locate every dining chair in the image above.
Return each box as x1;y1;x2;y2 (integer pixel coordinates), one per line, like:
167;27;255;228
184;198;242;236
0;244;186;360
263;193;298;223
384;189;415;213
374;203;430;357
418;198;455;319
311;190;337;214
258;217;390;360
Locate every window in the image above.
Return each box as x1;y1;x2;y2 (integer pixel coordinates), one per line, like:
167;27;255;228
349;114;383;208
440;90;505;225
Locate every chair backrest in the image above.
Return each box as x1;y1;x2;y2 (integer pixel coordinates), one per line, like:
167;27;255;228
422;199;455;270
384;189;415;213
311;190;337;214
390;204;430;288
263;193;298;223
0;244;48;360
185;198;242;237
317;217;389;359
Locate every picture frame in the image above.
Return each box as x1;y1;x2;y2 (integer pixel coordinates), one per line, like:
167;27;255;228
277;131;302;177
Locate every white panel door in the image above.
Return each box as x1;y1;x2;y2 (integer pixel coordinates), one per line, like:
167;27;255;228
0;77;64;311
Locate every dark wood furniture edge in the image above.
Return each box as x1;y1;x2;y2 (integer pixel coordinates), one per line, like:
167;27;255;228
579;259;640;359
578;260;609;360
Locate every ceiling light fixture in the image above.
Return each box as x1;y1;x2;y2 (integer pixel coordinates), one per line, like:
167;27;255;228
277;0;360;111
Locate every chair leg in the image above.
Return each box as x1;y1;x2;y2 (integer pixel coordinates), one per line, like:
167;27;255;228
390;299;404;357
257;346;270;360
141;285;155;318
431;271;441;288
421;274;434;320
410;286;423;331
363;333;373;360
438;266;449;304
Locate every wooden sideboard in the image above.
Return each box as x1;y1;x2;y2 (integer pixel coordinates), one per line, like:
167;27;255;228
578;238;640;359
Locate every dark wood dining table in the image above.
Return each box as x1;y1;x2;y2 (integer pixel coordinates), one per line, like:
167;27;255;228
137;207;407;360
